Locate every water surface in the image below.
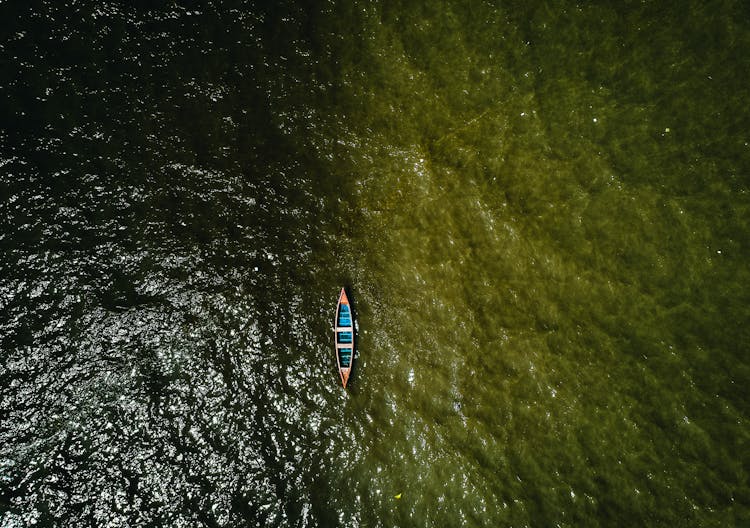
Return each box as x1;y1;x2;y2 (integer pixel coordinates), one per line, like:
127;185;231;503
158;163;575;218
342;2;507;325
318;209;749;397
1;1;749;526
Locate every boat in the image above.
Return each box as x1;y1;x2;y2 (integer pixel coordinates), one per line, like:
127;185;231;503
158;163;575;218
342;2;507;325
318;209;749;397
334;288;354;387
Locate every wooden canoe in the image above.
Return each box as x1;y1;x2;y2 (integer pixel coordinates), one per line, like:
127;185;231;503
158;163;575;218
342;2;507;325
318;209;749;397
334;287;354;387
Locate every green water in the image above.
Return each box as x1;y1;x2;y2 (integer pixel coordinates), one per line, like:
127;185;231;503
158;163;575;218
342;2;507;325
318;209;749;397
323;3;750;525
1;1;749;526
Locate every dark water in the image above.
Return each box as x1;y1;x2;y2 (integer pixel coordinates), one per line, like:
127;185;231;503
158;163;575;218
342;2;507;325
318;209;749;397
2;1;749;526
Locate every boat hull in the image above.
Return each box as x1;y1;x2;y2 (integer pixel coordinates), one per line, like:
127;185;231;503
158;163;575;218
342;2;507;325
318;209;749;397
334;288;354;387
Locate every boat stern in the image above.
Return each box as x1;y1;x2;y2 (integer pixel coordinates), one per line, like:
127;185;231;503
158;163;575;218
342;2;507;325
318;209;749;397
340;367;351;388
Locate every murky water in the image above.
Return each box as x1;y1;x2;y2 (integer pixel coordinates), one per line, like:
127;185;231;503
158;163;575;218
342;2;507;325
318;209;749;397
2;1;749;526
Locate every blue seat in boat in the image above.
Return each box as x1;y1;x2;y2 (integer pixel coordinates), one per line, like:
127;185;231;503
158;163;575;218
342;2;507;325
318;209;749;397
339;347;352;366
338;332;352;343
